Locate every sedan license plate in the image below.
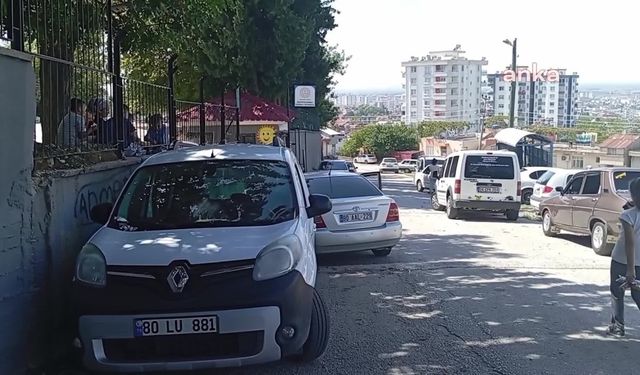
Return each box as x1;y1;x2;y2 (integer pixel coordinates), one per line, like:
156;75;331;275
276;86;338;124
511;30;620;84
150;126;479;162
477;186;500;194
134;316;217;337
339;212;373;223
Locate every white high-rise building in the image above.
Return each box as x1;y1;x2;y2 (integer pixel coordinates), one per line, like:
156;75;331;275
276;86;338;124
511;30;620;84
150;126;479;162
488;67;579;127
401;47;488;128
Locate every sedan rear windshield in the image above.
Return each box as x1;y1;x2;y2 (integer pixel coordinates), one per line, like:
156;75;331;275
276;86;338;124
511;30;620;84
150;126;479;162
307;176;383;199
464;155;515;180
612;171;640;192
111;160;297;231
537;170;556;185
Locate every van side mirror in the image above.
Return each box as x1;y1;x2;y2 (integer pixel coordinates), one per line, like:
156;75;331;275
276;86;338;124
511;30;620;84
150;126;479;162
307;194;332;217
90;203;114;225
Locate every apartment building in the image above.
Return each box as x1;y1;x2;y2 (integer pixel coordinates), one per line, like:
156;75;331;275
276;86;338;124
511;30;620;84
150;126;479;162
488;67;579;127
401;46;488;128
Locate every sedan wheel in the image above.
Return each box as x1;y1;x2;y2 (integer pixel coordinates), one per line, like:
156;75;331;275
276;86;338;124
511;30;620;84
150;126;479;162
542;210;556;237
416;180;424;192
591;222;613;256
372;248;392;257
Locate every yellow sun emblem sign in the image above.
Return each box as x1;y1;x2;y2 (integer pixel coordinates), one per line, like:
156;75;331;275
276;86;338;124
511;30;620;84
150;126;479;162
257;126;277;145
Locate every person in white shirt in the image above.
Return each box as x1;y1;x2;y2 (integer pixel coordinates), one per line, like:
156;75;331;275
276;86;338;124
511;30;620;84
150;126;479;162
608;177;640;336
56;98;86;147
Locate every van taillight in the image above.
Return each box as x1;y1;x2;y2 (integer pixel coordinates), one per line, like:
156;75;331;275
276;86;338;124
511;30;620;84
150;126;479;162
314;215;326;228
543;186;553;194
454;179;461;194
517;181;522;196
386;202;400;222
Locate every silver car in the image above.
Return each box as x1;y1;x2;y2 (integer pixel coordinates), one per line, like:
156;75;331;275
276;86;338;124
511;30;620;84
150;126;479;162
305;171;402;256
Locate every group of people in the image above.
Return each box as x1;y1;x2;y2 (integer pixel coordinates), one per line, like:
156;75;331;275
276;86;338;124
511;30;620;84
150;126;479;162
55;97;169;151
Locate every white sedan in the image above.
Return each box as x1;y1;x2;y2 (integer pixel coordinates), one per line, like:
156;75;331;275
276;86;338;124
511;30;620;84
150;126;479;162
305;171;402;256
379;158;399;173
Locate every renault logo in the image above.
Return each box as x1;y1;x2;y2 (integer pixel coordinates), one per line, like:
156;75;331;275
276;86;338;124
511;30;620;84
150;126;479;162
167;265;189;293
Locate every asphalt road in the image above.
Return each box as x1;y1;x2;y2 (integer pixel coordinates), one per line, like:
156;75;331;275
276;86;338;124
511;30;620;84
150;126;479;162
209;170;638;375
65;166;640;375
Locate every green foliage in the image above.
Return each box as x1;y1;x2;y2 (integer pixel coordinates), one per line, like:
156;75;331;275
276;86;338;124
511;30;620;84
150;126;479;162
117;0;348;124
341;124;418;158
346;105;389;117
417;121;468;138
484;115;508;128
527;117;638;143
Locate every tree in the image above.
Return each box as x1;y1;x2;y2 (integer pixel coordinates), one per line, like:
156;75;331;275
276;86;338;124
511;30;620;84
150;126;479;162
417;121;468;138
346;104;389;117
483;115;508;128
341;124;418;158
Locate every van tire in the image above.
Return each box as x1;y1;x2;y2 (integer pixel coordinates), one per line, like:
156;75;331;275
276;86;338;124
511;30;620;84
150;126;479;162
591;222;613;256
446;195;459;219
416;180;424;192
505;209;519;221
294;289;330;362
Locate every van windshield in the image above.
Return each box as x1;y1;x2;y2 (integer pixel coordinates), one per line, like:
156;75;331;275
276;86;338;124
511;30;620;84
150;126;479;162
111;160;297;231
464;155;515;180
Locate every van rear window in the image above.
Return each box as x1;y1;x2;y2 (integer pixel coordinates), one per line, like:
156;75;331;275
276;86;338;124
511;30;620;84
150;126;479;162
464;156;515;180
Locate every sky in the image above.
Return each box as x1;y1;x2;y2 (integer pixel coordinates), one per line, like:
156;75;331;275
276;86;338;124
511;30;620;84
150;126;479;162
326;0;639;93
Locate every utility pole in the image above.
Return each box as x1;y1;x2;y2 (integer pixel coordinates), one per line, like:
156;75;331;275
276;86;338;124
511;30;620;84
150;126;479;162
503;38;517;128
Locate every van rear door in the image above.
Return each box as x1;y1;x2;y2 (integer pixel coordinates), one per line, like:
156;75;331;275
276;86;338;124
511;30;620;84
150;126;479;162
461;154;519;202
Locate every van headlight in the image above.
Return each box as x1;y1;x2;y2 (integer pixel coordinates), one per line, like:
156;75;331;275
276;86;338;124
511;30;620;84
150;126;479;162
75;243;107;287
253;235;303;281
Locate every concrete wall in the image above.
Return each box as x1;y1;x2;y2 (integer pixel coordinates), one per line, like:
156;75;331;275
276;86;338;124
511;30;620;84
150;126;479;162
0;47;143;374
0;48;41;375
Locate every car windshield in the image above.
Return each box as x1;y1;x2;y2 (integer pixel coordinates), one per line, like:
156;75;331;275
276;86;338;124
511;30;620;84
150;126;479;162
464;155;515;179
111;160;297;230
612;171;640;192
537;170;556;185
383;158;397;163
307;175;383;199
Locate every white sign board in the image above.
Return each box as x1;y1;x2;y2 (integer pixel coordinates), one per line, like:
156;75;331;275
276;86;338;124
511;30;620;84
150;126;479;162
294;85;316;108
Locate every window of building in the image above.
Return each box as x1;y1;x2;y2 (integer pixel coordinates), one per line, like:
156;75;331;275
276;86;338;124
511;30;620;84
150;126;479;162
436;65;445;72
410;78;417;85
607;148;624;155
411;89;417;95
498;104;505;108
435;100;445;105
435;76;446;82
498;95;504;99
499;86;505;91
411;66;417;73
451;65;458;72
411;100;417;106
571;157;584;169
451;100;458;107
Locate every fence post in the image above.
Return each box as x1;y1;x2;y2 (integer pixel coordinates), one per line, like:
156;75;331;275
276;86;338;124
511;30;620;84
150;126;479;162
10;0;23;51
167;54;178;142
220;89;225;144
199;77;206;145
113;30;124;151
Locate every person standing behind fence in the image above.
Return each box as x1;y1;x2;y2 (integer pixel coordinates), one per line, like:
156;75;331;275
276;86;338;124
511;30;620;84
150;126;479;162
56;98;86;148
86;98;110;145
607;177;640;337
145;114;168;145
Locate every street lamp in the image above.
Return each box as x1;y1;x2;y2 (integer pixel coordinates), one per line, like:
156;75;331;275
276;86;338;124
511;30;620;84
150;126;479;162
503;38;517;128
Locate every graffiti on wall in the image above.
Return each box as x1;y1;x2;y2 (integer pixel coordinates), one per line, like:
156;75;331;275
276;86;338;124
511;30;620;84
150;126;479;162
74;173;130;225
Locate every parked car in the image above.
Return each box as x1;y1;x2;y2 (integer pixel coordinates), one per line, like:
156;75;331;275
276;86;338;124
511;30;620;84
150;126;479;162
399;159;419;173
520;166;551;204
540;168;640;255
379;158;399;173
305;171;402;256
345;161;357;172
431;150;522;221
72;144;333;372
319;159;350;171
354;154;377;164
530;168;581;212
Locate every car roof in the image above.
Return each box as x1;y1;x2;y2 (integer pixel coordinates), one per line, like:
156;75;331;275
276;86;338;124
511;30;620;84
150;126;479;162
304;171;359;179
447;150;516;157
142;144;288;167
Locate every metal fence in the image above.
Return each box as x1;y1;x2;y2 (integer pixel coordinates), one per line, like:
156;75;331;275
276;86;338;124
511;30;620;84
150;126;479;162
2;0;251;168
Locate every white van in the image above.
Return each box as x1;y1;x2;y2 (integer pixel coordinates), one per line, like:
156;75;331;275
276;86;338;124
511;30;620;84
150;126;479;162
431;150;522;220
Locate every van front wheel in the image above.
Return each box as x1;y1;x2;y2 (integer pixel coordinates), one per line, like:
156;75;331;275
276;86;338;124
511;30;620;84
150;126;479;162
293;289;330;362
